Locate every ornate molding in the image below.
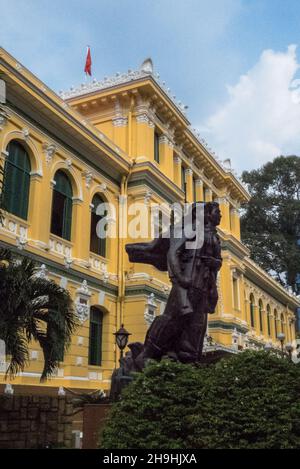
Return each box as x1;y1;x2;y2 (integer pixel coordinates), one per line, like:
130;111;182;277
205;188;212;197
22;128;30;140
34;264;48;279
43;143;56;166
136;113;149;125
159;135;169;145
83;170;93;189
230;207;240;216
0;107;9;131
65;158;72;168
195;178;203;187
144;190;152;205
75;280;91;324
185;168;193;177
77;279;91;297
112;117;128;127
64;256;73;269
16;234;28;250
144;293;158;326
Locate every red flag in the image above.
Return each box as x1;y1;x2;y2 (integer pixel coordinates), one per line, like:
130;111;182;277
84;46;92;76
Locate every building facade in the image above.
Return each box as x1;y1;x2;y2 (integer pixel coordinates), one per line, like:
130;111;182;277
0;49;299;395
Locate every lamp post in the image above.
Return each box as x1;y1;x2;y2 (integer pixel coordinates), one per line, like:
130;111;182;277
285;342;293;361
114;324;131;363
264;342;272;353
277;332;285;357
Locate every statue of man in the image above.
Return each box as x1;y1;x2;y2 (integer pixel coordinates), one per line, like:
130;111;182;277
126;202;222;365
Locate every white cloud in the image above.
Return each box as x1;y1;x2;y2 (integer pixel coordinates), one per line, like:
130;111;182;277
200;45;300;174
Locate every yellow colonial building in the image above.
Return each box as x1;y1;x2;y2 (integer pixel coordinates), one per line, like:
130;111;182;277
0;48;299;395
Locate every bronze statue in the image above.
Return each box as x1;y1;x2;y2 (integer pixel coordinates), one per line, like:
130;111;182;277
127;202;221;362
110;202;222;397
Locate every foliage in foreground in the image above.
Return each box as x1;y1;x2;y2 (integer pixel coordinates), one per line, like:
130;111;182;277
101;351;300;449
0;248;77;380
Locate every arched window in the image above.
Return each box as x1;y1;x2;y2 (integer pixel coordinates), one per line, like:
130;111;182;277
2;141;31;220
259;300;263;333
274;309;278;338
90;194;106;257
267;304;271;337
88;306;103;366
50;170;73;240
250;294;255;328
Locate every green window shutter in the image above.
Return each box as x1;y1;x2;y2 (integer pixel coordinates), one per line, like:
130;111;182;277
51;170;73;241
250;300;255;328
181;165;186;192
90;194;106;257
259;303;263;332
63;195;73;241
2;141;31;220
88;307;103;366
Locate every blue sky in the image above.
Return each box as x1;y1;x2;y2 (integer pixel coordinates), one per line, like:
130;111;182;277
1;0;300;173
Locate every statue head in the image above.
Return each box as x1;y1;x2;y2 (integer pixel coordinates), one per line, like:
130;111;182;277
204;202;221;227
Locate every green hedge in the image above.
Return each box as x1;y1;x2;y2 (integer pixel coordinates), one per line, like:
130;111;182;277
101;351;300;449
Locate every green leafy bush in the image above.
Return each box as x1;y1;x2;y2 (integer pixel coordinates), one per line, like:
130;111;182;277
101;351;300;449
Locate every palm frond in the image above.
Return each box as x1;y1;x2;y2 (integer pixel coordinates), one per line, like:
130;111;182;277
0;250;77;381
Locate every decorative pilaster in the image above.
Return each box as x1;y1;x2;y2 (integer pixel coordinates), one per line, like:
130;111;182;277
185;168;193;203
173;155;182;187
217;196;230;232
230;207;241;239
195;178;204;201
72;198;89;260
156;134;174;178
204;188;213;202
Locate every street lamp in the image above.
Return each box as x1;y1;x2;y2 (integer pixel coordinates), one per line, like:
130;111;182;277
114;324;131;362
277;332;285;355
264;342;272;352
285;342;293;361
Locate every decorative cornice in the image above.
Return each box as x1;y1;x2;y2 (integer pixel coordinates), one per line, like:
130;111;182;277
60;66;189;119
59;61;248;197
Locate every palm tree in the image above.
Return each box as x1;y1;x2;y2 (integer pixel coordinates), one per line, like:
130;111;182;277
0;249;78;381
